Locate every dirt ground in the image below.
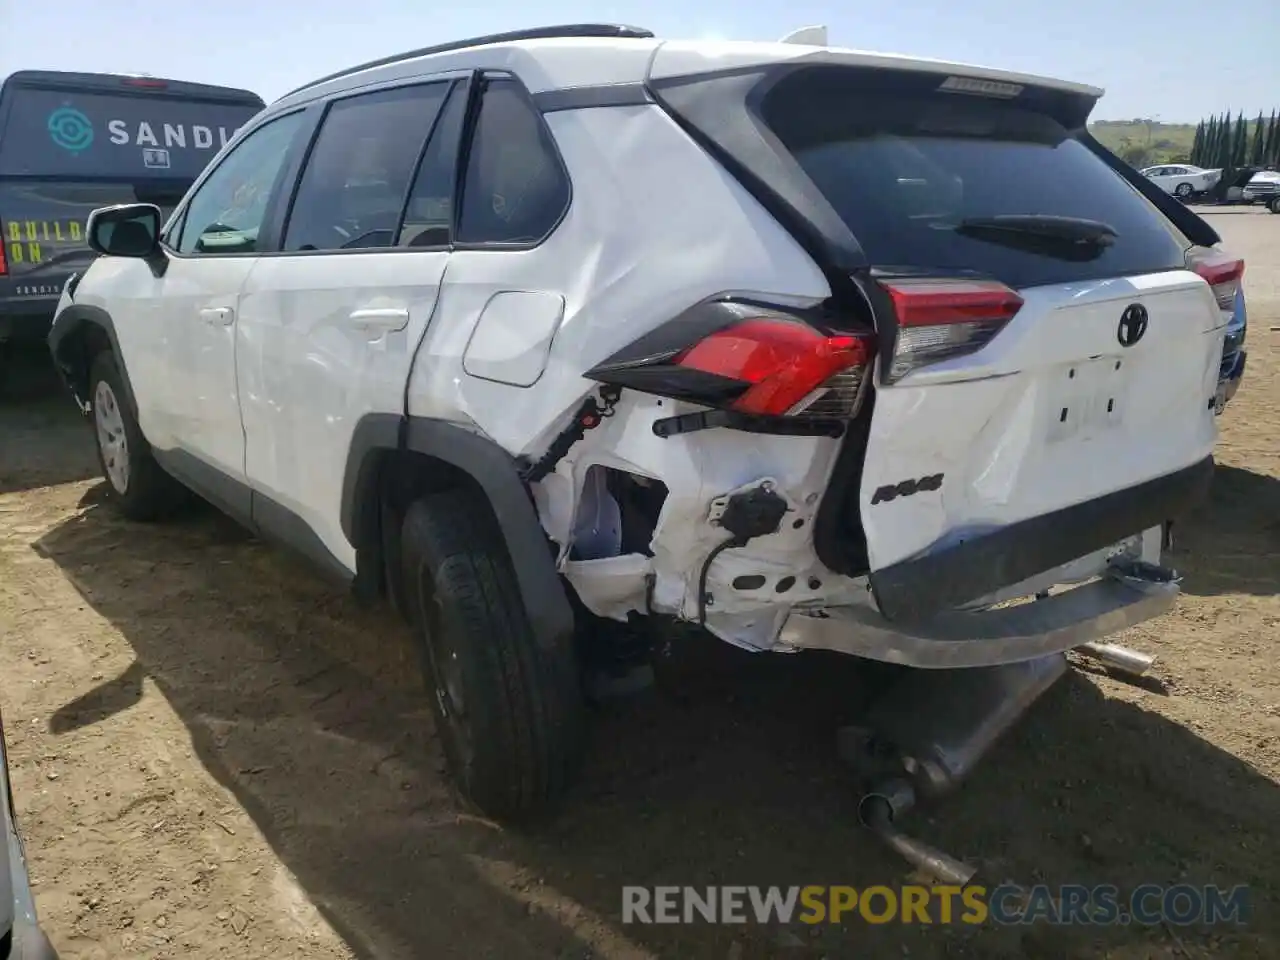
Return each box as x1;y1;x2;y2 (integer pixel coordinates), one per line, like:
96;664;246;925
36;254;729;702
1;208;1277;960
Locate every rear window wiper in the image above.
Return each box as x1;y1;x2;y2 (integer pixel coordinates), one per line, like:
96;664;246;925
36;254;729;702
954;215;1118;261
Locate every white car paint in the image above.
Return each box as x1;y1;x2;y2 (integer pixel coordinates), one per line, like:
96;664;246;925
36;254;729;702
1140;164;1220;197
56;30;1228;664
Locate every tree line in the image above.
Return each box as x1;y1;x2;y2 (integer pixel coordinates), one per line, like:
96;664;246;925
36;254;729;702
1190;111;1280;169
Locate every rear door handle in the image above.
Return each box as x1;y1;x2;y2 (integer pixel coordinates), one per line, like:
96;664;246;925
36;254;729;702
199;307;235;326
348;307;409;333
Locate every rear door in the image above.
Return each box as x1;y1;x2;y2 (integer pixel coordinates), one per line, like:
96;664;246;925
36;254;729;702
236;77;461;571
749;66;1227;600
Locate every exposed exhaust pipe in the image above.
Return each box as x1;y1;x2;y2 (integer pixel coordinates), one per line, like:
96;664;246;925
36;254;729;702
1074;641;1156;678
853;654;1069;881
857;779;976;885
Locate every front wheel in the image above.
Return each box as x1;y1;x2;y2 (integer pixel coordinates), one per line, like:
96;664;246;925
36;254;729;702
1269;197;1280;214
400;488;585;822
88;351;186;520
1174;182;1194;199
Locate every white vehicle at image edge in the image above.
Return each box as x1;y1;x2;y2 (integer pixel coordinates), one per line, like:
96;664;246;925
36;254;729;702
48;24;1242;822
1139;163;1222;199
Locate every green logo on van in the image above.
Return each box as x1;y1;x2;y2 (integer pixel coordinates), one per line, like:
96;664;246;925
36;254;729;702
47;106;94;154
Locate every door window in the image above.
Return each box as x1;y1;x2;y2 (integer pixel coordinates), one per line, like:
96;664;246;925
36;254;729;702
174;111;306;255
282;83;450;252
396;83;468;248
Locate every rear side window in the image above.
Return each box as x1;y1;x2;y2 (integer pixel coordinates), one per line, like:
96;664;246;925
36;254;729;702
457;77;569;245
758;68;1189;289
283;82;450;252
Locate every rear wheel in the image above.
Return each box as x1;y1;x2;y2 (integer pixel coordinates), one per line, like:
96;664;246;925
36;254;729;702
400;488;585;822
1174;182;1194;199
88;351;186;520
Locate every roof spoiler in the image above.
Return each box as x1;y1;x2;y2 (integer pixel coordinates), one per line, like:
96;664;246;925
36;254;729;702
779;25;828;45
1079;132;1221;248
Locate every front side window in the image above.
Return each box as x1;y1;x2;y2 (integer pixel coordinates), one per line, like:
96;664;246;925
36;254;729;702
175;111;306;255
282;82;450;252
457;77;570;245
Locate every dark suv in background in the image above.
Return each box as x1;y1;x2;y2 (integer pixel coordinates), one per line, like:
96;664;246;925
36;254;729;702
0;70;262;381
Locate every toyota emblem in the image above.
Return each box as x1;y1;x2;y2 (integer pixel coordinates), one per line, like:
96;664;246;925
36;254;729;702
1117;303;1149;348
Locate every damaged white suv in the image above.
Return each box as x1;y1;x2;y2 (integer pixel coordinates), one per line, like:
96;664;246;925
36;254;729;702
50;24;1240;821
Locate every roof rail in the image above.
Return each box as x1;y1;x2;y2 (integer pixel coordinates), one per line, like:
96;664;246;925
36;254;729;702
280;24;656;100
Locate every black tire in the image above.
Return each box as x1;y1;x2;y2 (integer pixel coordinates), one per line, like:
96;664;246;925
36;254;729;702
1175;182;1194;199
400;488;585;822
87;351;187;520
1270;197;1280;214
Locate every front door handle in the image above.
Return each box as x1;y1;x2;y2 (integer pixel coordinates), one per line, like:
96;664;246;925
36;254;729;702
348;307;409;333
199;306;235;326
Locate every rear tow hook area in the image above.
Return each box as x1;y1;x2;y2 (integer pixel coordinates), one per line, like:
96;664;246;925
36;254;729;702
841;626;1161;882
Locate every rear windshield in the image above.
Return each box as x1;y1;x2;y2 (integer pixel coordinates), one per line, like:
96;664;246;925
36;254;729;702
758;68;1190;289
1;181;185;276
0;86;260;180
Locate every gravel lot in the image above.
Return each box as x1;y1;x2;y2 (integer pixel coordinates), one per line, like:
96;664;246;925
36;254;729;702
0;207;1277;960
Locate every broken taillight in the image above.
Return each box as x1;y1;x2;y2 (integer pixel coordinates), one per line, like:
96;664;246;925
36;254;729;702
1186;248;1244;312
874;277;1024;383
585;300;876;423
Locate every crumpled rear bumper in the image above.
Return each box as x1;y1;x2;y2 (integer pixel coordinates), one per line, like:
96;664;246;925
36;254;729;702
780;563;1178;669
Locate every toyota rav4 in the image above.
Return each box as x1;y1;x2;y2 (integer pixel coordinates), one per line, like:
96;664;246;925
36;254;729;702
49;24;1239;822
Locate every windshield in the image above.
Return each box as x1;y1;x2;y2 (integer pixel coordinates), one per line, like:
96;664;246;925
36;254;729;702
759;67;1190;289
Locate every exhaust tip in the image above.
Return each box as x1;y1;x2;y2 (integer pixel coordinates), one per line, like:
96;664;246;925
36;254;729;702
857;779;914;828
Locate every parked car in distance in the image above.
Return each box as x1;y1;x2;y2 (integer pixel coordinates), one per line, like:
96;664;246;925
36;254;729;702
1140;163;1221;198
1241;170;1280;211
1;705;58;959
50;24;1237;822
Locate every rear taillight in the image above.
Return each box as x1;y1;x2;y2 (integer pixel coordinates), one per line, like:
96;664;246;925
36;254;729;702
586;300;876;425
0;219;7;276
875;277;1024;383
1187;248;1244;311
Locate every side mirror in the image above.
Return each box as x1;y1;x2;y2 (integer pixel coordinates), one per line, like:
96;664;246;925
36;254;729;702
87;203;162;258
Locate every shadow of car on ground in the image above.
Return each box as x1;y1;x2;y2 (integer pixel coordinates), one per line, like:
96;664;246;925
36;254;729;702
30;479;1280;960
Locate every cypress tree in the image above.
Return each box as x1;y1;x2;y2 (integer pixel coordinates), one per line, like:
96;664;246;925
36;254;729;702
1250;112;1266;164
1217;112;1234;168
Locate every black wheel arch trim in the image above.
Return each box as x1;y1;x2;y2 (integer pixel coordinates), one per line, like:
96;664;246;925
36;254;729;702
342;414;576;647
47;302;138;414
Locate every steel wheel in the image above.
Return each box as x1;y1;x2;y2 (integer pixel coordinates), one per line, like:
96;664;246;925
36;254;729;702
94;379;130;494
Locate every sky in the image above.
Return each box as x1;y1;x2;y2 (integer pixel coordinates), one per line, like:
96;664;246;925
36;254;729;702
2;0;1277;123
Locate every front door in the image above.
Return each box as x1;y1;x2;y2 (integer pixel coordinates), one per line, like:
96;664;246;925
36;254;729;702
156;109;309;513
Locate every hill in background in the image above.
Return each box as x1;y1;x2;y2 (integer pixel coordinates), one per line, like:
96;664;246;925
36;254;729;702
1088;119;1198;166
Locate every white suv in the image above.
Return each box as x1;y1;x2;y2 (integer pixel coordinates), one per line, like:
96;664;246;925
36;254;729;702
49;24;1240;821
